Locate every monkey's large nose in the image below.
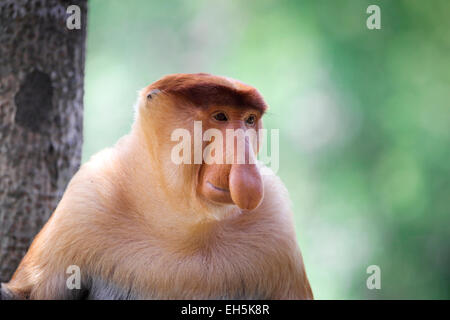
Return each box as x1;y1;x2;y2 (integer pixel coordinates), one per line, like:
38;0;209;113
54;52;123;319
229;163;263;211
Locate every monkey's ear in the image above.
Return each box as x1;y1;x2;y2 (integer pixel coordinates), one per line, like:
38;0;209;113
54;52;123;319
146;89;161;100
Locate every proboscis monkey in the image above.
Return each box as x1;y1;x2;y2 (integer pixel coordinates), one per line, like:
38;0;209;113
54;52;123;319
1;73;313;300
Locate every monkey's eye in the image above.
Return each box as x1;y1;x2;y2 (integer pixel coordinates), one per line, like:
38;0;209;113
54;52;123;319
245;115;257;126
212;112;228;122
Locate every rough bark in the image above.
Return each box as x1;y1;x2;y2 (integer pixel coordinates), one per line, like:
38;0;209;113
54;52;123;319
0;0;87;282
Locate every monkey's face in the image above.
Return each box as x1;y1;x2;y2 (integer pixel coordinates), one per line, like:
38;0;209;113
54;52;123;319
139;73;267;213
145;100;264;212
195;106;264;211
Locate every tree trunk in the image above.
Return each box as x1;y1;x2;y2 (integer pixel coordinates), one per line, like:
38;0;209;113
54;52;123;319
0;0;87;282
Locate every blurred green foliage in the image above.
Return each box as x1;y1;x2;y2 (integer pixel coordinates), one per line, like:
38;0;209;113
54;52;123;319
83;0;450;299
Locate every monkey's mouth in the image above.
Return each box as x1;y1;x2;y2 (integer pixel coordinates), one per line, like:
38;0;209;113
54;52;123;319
207;181;230;193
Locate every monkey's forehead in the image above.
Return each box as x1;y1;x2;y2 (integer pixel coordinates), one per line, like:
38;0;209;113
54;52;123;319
143;73;268;113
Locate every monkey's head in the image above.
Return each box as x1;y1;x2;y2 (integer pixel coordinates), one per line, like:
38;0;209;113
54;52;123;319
135;73;267;216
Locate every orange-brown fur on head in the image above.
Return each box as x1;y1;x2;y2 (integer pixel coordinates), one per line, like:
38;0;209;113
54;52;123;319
2;73;313;300
145;73;268;113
